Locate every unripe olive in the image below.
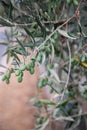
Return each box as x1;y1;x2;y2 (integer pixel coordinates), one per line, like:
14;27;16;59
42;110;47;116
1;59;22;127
40;45;46;51
50;38;55;44
49;63;54;69
42;81;47;86
38;78;48;88
6;73;10;79
54;32;58;40
31;58;36;62
29;68;35;74
42;78;48;86
20;72;23;77
10;68;14;73
30;61;35;68
50;88;54;93
20;65;26;71
2;75;6;81
45;78;48;82
38;81;43;88
18;76;23;83
47;71;51;76
36;54;43;63
26;63;31;70
47;48;51;54
15;70;21;76
36;117;42;124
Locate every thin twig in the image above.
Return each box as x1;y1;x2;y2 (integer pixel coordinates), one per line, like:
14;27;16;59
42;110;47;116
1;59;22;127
61;40;72;100
42;19;66;24
0;16;36;27
38;15;75;50
71;111;87;118
60;0;84;100
60;3;72;100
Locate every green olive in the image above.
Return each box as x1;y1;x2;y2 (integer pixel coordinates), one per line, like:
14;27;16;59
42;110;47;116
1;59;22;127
18;76;23;83
42;81;47;86
31;58;36;62
10;68;14;73
50;38;55;44
47;71;51;76
38;78;48;88
20;65;26;71
15;70;21;76
2;75;6;81
20;72;23;77
36;117;42;124
44;78;48;83
38;81;43;88
50;88;54;93
30;61;35;68
26;63;31;70
47;48;51;54
45;42;49;46
54;32;58;40
36;54;42;63
6;73;10;79
29;68;35;74
40;46;46;51
49;63;54;69
42;78;48;86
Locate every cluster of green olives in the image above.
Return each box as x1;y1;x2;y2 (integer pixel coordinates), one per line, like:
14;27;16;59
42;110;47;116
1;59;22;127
2;68;14;84
37;52;55;90
15;69;23;83
38;78;48;88
2;59;35;84
38;76;53;90
15;59;35;83
2;31;58;85
2;73;11;84
39;32;58;57
37;62;55;93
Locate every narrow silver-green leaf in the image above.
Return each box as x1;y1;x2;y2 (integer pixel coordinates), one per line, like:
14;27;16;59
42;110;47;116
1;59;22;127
58;28;78;39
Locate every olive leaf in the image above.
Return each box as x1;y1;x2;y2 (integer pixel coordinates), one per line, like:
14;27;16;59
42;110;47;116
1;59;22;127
58;28;78;39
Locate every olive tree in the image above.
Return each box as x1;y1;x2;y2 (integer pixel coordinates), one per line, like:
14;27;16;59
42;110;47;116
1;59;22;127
1;0;87;129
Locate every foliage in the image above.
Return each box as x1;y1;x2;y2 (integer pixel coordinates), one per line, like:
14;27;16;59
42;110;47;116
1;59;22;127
1;0;87;129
